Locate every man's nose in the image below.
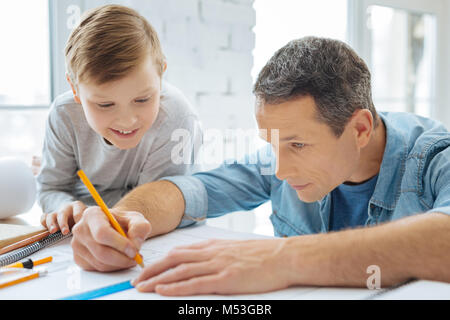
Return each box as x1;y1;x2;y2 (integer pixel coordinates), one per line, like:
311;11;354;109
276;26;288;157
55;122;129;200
275;153;297;181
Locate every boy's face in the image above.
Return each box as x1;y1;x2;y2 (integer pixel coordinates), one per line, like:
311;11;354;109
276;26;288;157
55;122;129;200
72;57;163;150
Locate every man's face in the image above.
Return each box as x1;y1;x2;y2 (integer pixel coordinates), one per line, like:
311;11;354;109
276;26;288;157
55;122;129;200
256;95;361;203
75;57;162;150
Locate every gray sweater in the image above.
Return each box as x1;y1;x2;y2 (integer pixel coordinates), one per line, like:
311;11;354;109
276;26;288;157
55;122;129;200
37;81;202;213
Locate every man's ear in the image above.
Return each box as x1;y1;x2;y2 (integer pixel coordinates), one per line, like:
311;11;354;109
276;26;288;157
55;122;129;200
66;74;81;104
352;109;373;149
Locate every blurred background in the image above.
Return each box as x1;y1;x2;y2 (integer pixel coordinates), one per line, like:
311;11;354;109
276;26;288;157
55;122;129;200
1;0;449;235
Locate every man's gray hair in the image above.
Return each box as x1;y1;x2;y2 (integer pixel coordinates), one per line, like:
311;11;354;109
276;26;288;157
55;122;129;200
253;36;378;137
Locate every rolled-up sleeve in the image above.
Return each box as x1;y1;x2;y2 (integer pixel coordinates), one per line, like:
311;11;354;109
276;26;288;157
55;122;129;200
162;175;208;228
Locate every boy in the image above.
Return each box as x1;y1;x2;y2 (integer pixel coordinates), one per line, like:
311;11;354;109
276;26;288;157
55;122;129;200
37;5;202;235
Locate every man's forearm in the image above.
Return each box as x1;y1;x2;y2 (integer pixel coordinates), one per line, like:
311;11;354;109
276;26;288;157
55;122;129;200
287;212;450;288
114;180;186;238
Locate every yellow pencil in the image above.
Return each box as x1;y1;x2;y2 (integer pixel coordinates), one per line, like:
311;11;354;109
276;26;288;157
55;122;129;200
0;269;47;289
77;170;145;268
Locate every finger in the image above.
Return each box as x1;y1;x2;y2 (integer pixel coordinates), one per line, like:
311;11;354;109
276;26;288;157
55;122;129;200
72;219;137;271
71;238;97;271
135;261;217;292
40;213;48;228
154;274;226;296
46;213;59;233
71;236;134;272
114;211;151;250
84;208;138;260
32;156;41;166
72;201;87;224
133;248;211;284
57;205;73;235
174;239;222;250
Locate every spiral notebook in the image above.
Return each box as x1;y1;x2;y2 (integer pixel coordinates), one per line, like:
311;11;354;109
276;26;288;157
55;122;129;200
0;230;71;267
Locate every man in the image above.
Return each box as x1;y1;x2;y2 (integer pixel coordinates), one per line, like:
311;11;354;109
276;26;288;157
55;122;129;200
70;37;450;296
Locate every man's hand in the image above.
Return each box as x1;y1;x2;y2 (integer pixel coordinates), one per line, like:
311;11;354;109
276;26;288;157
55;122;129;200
71;207;152;272
131;238;294;296
40;201;87;235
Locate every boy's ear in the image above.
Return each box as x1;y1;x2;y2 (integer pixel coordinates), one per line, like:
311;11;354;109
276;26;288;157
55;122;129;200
66;73;81;104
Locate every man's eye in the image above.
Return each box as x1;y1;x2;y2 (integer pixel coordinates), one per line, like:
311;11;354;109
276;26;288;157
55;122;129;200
291;143;305;149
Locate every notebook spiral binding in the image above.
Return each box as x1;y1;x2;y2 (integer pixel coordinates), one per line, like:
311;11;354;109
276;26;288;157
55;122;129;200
0;232;72;267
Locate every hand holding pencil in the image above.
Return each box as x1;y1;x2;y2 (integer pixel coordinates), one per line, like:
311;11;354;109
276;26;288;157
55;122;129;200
76;170;148;269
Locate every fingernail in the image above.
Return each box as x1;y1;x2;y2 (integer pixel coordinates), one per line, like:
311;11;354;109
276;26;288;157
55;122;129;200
125;246;136;259
131;278;137;286
136;283;144;291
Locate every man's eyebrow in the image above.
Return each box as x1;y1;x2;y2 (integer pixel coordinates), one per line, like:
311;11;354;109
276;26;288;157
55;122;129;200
280;135;304;142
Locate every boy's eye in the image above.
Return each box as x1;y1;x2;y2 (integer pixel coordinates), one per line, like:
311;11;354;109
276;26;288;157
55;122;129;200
135;97;150;103
97;103;114;108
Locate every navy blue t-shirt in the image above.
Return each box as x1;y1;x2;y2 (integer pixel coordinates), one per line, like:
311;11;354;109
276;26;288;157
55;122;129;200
329;174;379;231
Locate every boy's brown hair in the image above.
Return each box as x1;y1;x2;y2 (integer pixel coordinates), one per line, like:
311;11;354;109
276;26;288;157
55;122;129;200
65;4;165;86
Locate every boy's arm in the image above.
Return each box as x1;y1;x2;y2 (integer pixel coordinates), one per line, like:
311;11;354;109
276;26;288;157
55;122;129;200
37;106;78;214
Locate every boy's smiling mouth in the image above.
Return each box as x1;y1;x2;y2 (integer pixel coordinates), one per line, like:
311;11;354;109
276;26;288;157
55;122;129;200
110;128;139;138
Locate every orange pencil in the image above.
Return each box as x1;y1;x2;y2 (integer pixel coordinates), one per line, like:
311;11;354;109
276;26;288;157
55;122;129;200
0;269;47;289
77;170;144;268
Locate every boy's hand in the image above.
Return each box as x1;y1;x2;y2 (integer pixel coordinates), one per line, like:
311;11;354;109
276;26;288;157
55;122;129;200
71;207;151;272
40;201;87;235
31;156;41;176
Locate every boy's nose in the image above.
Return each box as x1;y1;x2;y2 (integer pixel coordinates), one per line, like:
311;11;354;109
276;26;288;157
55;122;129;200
115;112;138;129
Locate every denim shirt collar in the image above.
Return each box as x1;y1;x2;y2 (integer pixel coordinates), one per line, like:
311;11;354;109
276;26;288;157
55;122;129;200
317;113;408;228
370;113;408;210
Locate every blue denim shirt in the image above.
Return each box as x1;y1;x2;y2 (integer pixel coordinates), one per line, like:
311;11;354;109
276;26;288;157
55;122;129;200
163;112;450;237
